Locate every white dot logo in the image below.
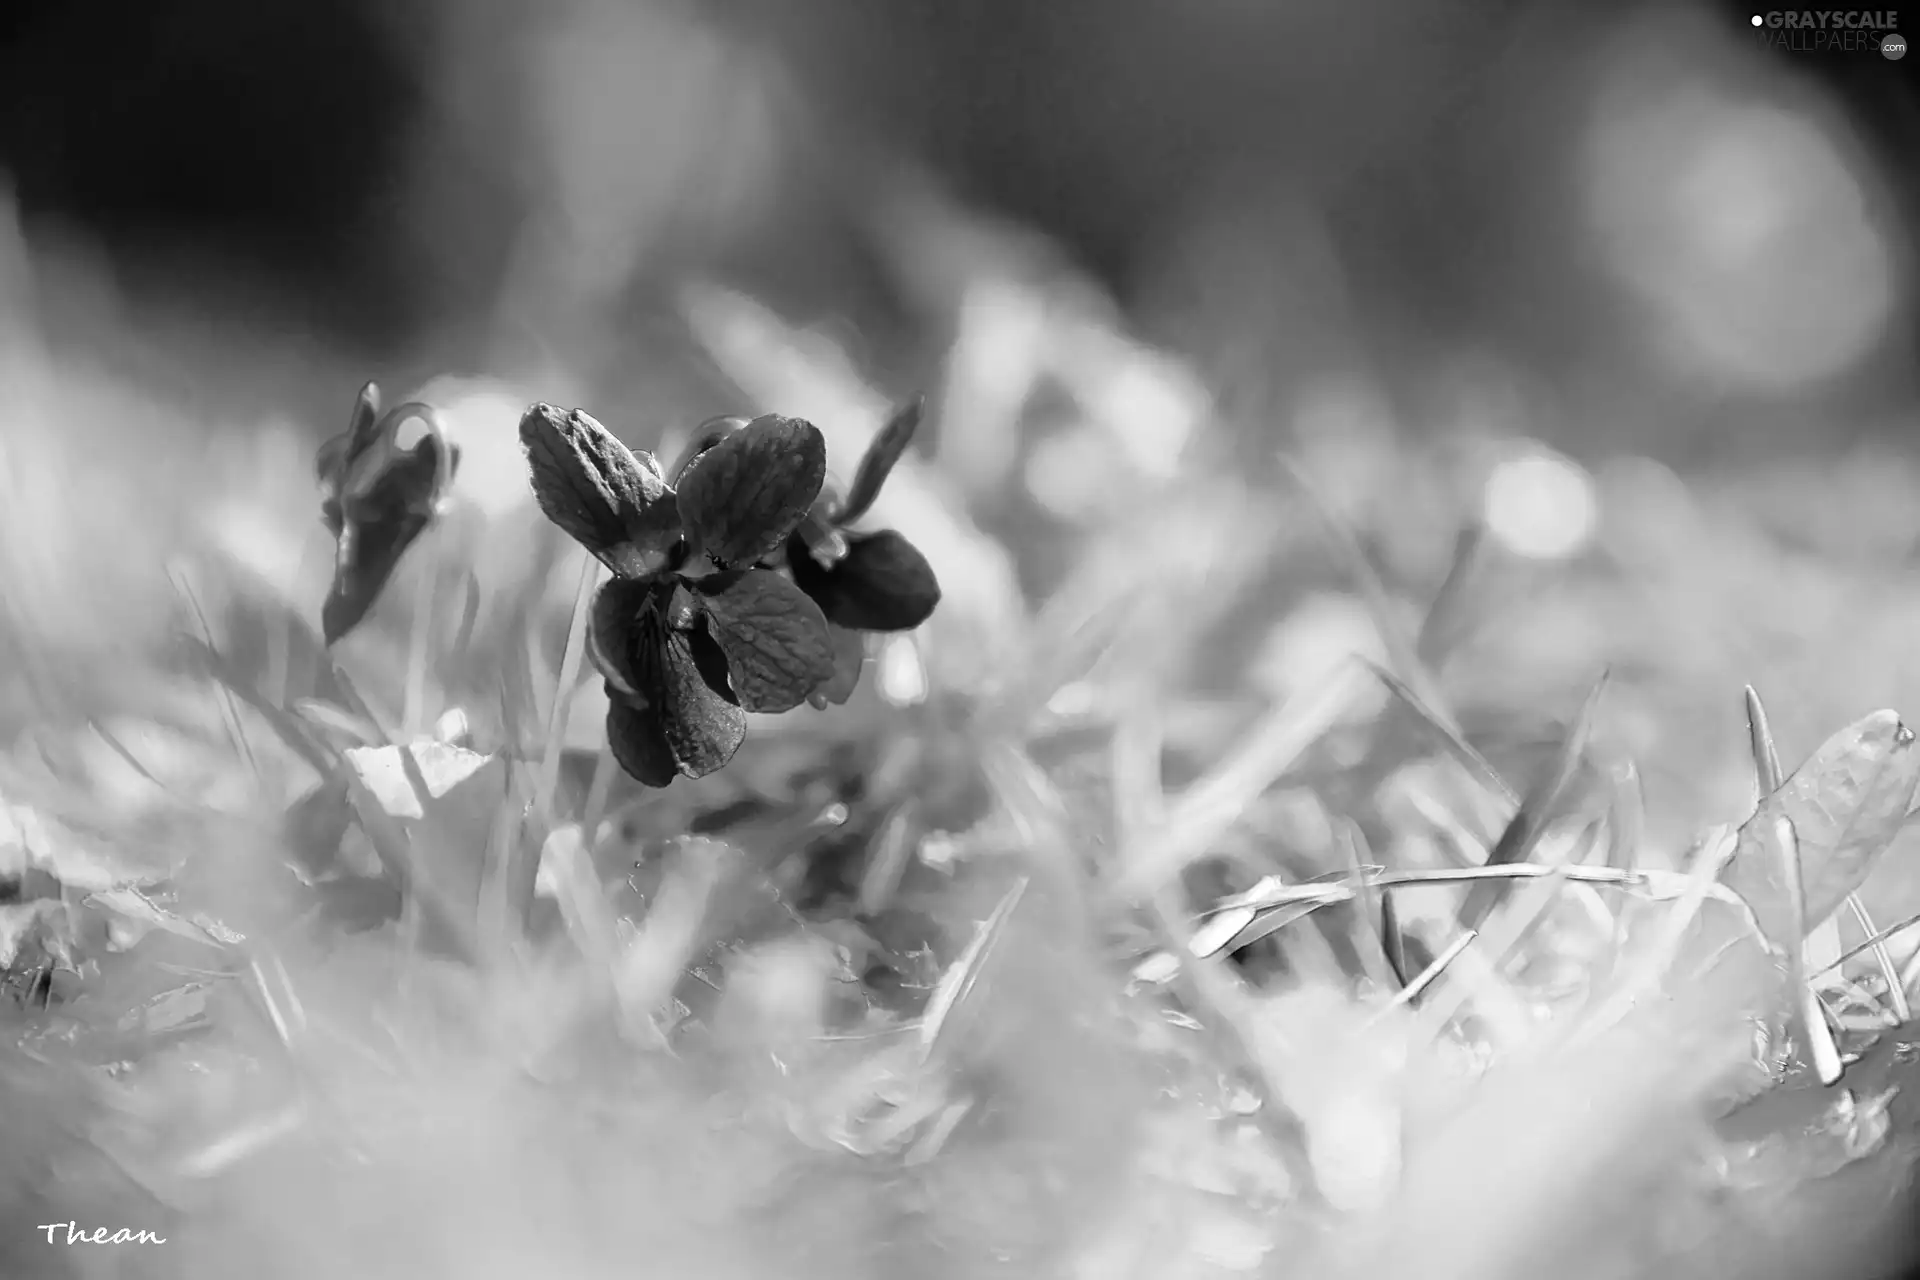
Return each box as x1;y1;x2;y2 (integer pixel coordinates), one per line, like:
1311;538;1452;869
1750;13;1763;25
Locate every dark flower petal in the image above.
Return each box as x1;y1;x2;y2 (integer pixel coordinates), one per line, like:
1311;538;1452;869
587;577;664;697
316;382;385;537
605;690;678;788
634;618;746;780
322;507;431;644
789;529;941;632
316;382;383;483
814;624;867;707
670;415;750;486
320;417;459;645
519;404;680;576
833;396;922;525
675;415;826;568
691;569;834;713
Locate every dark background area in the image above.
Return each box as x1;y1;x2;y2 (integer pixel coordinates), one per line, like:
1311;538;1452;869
0;0;1913;421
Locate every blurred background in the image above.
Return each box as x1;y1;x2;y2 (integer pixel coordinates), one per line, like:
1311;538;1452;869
3;0;1920;870
0;0;1913;456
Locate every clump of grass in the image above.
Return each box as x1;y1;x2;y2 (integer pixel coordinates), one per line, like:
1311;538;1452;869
6;277;1920;1280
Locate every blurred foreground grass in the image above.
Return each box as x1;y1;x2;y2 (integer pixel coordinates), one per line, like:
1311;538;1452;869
4;175;1920;1280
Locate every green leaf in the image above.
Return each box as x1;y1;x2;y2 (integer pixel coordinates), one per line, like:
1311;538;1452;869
788;528;941;632
519;404;679;577
834;396;922;525
674;414;826;568
1723;710;1920;946
693;569;835;713
85;887;230;950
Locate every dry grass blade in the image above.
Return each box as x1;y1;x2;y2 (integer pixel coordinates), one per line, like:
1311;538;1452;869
1842;895;1911;1022
173;1103;310;1181
1120;659;1366;898
1111;694;1313;1161
1383;929;1476;1011
1811;909;1920;977
1366;659;1518;808
246;949;307;1047
1414;522;1486;667
86;718;170;797
1188;900;1305;960
1582;826;1743;1041
982;571;1139;737
402;551;439;738
1194;867;1380;969
1458;668;1609;930
1746;684;1786;796
179;635;335;780
1411;866;1576;1052
919;875;1029;1064
1281;457;1452;727
1339;819;1403;991
479;757;538;955
858;798;921;916
169;563;262;782
537;553;599;824
1752;812;1844;1084
1603;757;1644;872
449;565;482;658
1477;823;1610;970
324;657;396;745
1191;860;1764;950
1380;889;1413;987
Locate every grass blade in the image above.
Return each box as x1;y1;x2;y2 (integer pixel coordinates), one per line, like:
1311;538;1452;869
1387;929;1476;1010
1338;819;1402;992
1380;889;1413;987
1365;659;1517;809
1746;684;1786;797
1122;659;1366;898
919;875;1029;1064
1725;709;1920;947
1843;893;1911;1022
1603;756;1645;872
1753;812;1844;1085
1459;669;1609;929
537;553;599;825
1413;522;1486;668
1281;458;1448;725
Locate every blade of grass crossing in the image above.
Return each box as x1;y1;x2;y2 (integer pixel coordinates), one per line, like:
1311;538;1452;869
537;554;599;824
1457;669;1609;930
